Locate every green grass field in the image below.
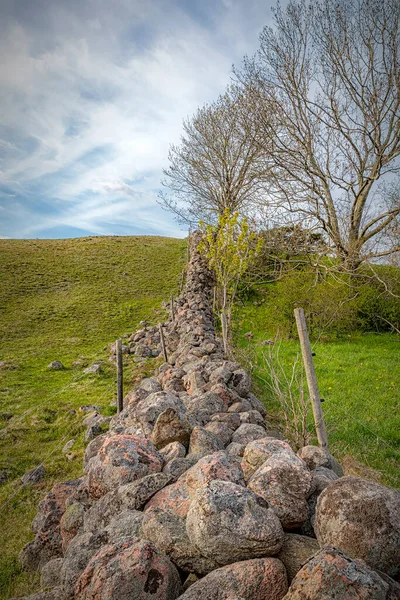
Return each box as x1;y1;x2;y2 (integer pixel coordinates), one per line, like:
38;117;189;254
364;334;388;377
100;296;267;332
234;298;400;489
0;236;186;599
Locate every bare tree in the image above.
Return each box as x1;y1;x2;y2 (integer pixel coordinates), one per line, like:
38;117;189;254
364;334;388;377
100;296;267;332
158;86;270;225
237;0;400;270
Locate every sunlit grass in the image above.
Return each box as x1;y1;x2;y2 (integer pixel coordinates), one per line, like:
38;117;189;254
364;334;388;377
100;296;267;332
0;236;186;599
234;298;400;489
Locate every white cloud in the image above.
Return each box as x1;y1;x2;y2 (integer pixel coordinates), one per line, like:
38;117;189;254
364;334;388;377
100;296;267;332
0;0;274;238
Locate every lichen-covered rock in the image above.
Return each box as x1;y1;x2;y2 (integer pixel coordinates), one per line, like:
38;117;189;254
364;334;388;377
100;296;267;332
105;510;144;543
186;480;284;565
142;507;220;575
230;368;252;396
183;391;227;419
163;456;198;482
297;445;343;477
125;378;162;407
135;391;186;436
144;478;192;519
247;393;267;417
283;546;400;599
145;451;244;518
19;479;81;571
277;534;319;583
188;426;224;455
60;502;85;551
184;451;245;500
242;438;295;481
239;410;265;428
75;539;182;600
40;557;64;590
226;442;246;456
118;472;172;511
176;557;288;600
315;476;400;578
159;441;186;463
231;424;267;446
248;455;312;530
83;434;109;468
297;446;331;471
204;421;234;446
228;399;253;413
84;472;170;531
151;408;190;449
210;412;241;430
61;530;109;598
86;435;163;499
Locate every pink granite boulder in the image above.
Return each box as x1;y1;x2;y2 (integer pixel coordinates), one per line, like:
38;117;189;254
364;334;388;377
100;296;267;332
75;538;182;599
86;435;163;499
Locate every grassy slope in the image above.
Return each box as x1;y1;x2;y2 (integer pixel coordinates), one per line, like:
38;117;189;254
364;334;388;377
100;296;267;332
0;236;186;599
235;297;400;488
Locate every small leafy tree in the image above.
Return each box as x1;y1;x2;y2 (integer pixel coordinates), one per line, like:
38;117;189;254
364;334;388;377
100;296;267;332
199;210;262;353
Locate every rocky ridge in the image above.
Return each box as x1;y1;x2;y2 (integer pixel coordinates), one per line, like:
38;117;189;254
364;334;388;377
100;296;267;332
16;233;400;600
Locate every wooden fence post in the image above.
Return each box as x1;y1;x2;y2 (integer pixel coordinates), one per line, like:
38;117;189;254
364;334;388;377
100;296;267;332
294;308;329;451
159;323;168;362
170;295;175;321
116;338;123;413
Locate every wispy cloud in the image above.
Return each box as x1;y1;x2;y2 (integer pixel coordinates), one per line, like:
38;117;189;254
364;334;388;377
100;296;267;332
0;0;274;239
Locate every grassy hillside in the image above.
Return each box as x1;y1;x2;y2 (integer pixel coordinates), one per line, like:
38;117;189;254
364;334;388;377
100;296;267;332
0;236;186;599
234;296;400;489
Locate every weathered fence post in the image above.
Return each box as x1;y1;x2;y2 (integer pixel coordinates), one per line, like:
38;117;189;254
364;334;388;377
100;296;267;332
294;308;329;451
170;294;175;321
159;323;168;362
116;338;123;413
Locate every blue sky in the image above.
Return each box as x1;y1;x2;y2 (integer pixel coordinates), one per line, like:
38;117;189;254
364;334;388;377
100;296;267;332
0;0;274;239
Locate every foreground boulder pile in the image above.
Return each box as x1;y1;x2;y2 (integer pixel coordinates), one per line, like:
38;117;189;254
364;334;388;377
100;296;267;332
17;233;400;600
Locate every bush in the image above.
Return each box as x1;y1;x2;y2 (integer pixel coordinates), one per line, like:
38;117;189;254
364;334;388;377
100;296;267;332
245;264;400;338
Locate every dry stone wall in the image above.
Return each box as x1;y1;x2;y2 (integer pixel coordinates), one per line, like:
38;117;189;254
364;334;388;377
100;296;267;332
16;233;400;600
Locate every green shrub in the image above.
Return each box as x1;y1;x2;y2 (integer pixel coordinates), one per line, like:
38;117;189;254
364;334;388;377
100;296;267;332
244;263;400;338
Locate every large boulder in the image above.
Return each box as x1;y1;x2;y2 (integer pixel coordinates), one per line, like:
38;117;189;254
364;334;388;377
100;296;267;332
144;451;245;519
142;507;220;575
151;408;190;449
277;534;319;583
176;557;288;600
75;539;182;599
184;451;245;500
135;391;186;436
283;546;400;599
61;530;109;598
105;510;144;543
144;478;192;519
85;435;163;499
297;445;344;476
159;441;186;463
188;426;224;455
315;476;400;578
186;480;284;565
248;454;312;530
242;438;295;481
